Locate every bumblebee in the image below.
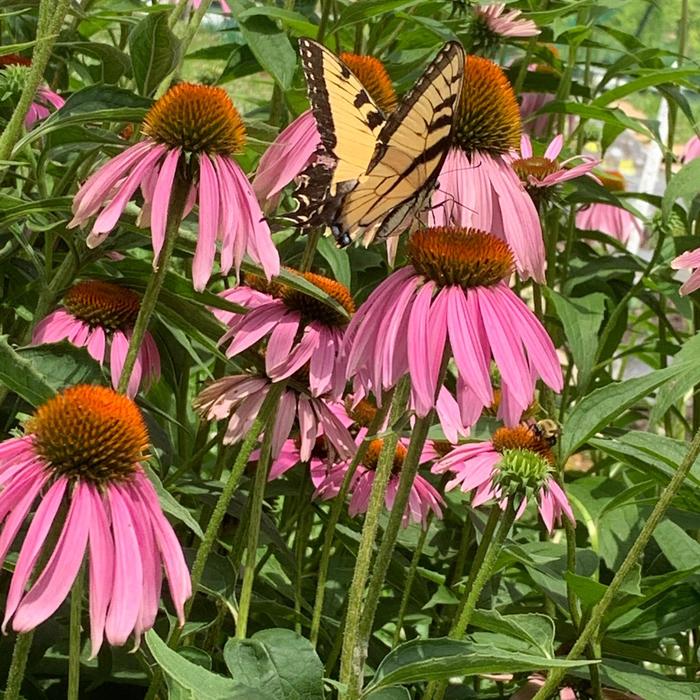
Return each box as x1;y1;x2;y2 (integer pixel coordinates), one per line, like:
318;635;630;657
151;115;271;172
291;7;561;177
531;419;560;447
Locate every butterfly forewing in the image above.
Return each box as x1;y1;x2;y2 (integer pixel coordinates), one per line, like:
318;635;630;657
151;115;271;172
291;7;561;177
338;41;465;245
297;38;385;188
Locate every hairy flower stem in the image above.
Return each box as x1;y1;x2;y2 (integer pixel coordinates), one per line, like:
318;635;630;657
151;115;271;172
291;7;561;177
355;413;433;664
0;0;70;168
236;403;279;639
427;503;517;700
67;565;85;700
392;512;432;646
309;394;394;647
339;379;410;698
4;631;35;700
531;425;700;700
116;172;188;394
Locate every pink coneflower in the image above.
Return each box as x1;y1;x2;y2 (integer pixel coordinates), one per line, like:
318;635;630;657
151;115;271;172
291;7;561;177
432;425;573;533
253;53;397;205
32;280;160;398
431;56;545;282
0;54;65;128
512;134;600;195
344;227;562;433
194;374;355;462
671;247;700;295
473;4;540;39
217;271;354;399
576;171;643;245
314;438;443;528
0;385;191;656
682;134;700;163
68;82;279;291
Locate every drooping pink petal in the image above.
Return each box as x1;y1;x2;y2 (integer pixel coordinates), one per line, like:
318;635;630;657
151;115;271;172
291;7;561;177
192;154;221;291
150;147;182;264
86;325;107;363
105;485;143;645
3;477;67;632
90;144;169;244
86;484;114;658
12;481;91;633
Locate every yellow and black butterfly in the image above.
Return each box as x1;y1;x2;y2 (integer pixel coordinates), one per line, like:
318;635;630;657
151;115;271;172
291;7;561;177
292;39;465;248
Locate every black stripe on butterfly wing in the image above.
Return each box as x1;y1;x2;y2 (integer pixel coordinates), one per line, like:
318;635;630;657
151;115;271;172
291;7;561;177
297;39;385;184
336;42;464;242
365;41;464;176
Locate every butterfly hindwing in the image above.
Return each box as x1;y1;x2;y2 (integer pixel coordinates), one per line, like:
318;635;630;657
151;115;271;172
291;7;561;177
338;41;465;246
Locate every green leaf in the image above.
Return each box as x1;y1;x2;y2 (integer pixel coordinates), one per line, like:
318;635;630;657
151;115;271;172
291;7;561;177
365;638;593;692
546;290;605;387
364;689;410;700
653;520;700;571
469;610;555;658
145;630;246;700
662;157;700;222
0;336;56;406
128;11;181;96
230;0;296;90
237;6;317;36
144;466;204;539
560;363;690;459
596;659;700;699
223;629;324;700
650;332;700;425
17;342;105;393
335;0;422;27
565;573;607;610
317;237;352;289
592;68;700;107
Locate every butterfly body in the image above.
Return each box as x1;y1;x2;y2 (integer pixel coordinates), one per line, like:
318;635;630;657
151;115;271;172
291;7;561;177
292;39;465;248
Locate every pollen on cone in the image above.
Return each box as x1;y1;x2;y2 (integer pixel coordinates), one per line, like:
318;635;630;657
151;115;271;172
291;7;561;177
28;385;149;484
455;55;522;155
142;82;246;155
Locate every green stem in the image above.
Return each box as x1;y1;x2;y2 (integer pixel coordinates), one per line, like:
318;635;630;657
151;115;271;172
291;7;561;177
392;513;432;646
355;414;433;666
300;227;322;272
236;402;279;639
316;0;333;42
309;395;394;647
116;171;189;394
427;503;517;700
0;0;70;167
338;380;410;697
67;565;85;700
188;382;285;621
531;425;700;700
294;500;314;634
4;631;35;700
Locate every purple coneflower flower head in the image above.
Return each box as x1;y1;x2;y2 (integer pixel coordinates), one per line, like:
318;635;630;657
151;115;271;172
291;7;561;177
512;134;600;194
32;280;160;398
0;385;191;656
253;52;397;206
194;374;355;462
671;247;700;295
315;438;443;529
68;82;279;291
0;54;65;127
431;56;545;282
432;425;574;533
217;271;354;399
575;170;643;245
344;227;562;433
682;134;700;163
472;3;540;39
